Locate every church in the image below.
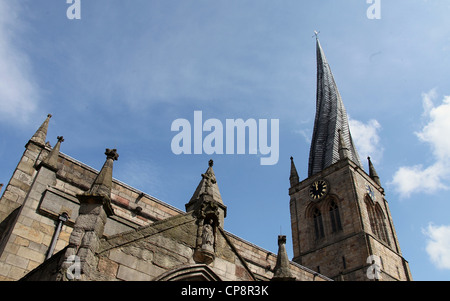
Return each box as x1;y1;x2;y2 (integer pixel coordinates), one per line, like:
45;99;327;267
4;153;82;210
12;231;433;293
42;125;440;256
0;38;412;281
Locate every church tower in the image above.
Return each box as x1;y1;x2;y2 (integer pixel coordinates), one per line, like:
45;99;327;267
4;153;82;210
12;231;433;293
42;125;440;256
289;37;412;281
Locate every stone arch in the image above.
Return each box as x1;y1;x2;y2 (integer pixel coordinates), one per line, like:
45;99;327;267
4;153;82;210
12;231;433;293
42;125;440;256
326;197;343;233
154;264;222;281
374;203;391;246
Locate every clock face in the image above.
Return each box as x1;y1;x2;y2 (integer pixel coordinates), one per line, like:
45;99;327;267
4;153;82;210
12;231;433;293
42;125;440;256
366;184;376;201
309;180;328;201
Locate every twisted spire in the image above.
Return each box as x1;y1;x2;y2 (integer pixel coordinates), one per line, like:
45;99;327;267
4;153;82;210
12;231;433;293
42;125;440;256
308;38;362;176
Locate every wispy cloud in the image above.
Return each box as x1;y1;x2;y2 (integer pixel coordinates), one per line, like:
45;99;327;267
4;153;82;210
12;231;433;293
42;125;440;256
0;1;40;124
423;223;450;270
391;89;450;198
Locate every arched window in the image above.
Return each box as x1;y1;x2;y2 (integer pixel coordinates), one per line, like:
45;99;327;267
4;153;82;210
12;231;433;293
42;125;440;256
366;198;391;247
313;208;325;239
365;200;378;237
329;201;342;233
375;205;391;247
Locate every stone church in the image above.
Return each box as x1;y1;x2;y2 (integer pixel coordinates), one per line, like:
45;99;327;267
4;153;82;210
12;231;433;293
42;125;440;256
0;38;412;281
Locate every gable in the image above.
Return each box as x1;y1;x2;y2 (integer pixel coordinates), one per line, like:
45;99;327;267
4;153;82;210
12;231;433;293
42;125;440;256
95;211;255;281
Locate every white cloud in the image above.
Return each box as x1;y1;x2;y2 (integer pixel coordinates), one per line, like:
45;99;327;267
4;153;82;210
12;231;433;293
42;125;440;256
0;1;39;124
391;163;448;198
416;94;450;162
349;118;383;164
423;223;450;270
391;90;450;198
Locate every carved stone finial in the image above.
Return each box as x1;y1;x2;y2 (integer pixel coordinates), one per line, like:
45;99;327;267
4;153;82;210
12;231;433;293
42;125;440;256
272;235;295;281
278;235;287;245
105;148;119;161
209;159;214;167
57;136;64;143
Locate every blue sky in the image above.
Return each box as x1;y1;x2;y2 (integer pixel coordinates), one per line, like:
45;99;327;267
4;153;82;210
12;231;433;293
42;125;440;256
1;0;450;281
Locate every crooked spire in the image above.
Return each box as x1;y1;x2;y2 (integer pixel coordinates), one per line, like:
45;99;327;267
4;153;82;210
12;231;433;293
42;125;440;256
338;129;350;160
30;114;52;146
308;37;362;177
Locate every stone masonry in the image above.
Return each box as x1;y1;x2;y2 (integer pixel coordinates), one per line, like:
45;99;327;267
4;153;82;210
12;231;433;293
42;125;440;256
1;114;330;282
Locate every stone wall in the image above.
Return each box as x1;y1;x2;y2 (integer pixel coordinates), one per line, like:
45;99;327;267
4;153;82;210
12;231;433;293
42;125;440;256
2;133;331;282
0;140;183;280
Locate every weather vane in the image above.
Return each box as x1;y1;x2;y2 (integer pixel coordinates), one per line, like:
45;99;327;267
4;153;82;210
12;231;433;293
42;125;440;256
313;30;320;39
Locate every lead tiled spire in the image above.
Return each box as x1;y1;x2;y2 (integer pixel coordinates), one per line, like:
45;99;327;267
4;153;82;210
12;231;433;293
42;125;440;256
308;37;362;177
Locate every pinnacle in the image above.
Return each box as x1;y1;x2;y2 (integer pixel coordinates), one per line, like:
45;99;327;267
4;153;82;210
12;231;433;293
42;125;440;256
40;136;64;171
30;114;52;146
77;148;119;217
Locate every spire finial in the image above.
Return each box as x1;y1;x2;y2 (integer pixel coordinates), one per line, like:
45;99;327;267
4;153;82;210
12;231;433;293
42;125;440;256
208;159;214;167
105;148;119;161
272;235;295;281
